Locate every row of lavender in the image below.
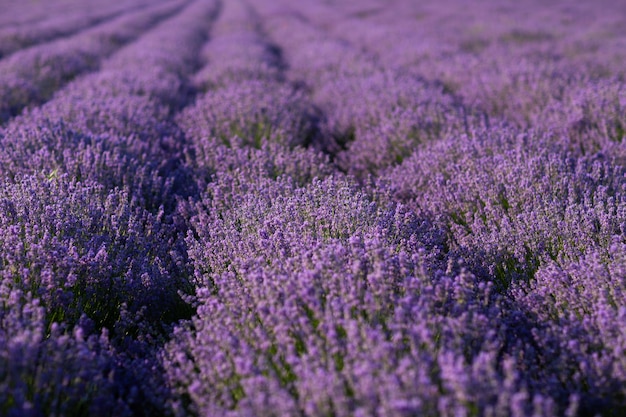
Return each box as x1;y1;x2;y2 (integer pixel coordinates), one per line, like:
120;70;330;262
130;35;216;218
0;0;189;123
1;0;625;416
0;0;218;415
0;0;166;59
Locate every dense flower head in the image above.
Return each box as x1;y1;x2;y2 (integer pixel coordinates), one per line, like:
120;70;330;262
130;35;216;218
510;243;626;414
0;174;191;334
383;126;626;287
0;294;127;416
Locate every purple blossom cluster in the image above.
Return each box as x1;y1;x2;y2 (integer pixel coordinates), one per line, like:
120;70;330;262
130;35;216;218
1;0;626;415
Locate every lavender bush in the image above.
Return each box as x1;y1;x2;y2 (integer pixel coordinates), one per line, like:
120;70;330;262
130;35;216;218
1;0;625;415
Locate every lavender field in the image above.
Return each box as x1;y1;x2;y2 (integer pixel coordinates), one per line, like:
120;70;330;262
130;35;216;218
1;0;625;415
